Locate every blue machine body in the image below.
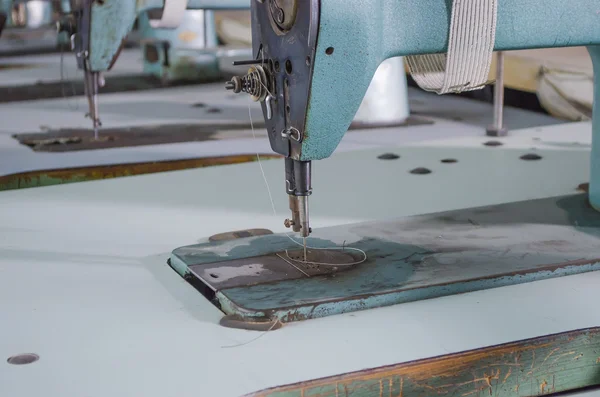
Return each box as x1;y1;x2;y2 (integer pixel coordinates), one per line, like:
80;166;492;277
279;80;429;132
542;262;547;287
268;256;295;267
136;1;249;83
297;0;600;210
304;0;600;161
85;1;600;208
88;0;249;72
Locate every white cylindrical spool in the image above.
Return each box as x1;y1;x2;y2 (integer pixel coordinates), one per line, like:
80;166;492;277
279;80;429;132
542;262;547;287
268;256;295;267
353;56;410;126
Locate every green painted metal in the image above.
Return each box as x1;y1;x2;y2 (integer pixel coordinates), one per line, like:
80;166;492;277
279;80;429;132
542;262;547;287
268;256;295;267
138;10;221;83
248;327;600;397
89;0;142;71
171;194;600;325
303;0;600;160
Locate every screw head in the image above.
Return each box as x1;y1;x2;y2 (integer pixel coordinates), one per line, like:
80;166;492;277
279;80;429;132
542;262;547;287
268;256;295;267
284;219;294;228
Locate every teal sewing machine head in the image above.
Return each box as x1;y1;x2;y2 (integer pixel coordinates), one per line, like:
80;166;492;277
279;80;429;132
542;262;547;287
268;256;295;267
54;0;249;136
136;0;250;83
164;0;600;333
226;0;600;236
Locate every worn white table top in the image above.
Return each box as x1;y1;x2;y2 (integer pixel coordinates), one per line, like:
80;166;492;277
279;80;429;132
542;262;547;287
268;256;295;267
0;77;561;177
0;121;597;396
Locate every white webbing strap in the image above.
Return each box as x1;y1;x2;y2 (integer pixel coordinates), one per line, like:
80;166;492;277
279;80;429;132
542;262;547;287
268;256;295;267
149;0;187;29
406;0;498;94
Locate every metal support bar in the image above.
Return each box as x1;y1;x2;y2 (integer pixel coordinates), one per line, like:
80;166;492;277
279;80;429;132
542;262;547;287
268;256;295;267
487;51;507;137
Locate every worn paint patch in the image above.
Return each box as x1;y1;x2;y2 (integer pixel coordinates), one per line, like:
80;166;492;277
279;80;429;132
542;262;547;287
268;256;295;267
172;194;600;324
246;328;600;397
0;154;278;191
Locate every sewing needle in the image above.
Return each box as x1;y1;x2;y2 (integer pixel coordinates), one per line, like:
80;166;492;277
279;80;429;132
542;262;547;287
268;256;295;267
303;237;307;262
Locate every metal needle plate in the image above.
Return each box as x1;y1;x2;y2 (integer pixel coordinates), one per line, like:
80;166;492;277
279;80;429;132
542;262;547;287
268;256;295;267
171;194;600;327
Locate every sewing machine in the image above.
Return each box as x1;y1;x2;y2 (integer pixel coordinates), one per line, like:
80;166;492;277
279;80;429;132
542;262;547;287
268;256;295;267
159;2;600;394
136;5;252;83
0;0;71;54
55;0;248;138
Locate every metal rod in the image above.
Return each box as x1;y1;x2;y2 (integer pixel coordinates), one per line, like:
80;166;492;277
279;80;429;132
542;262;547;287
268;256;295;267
303;237;307;262
493;51;505;130
232;59;262;66
486;51;507;137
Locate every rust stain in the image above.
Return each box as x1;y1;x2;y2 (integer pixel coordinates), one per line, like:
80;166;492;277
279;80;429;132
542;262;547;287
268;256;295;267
540;379;548;394
550;351;576;365
247;329;600;397
527;347;559;375
0;154;280;191
0;62;41;70
539;348;560;367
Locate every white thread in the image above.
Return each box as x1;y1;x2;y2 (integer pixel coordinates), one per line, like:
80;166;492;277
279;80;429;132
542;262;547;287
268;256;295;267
248;104;277;218
247;104;368;267
221;319;281;348
224;104;368;347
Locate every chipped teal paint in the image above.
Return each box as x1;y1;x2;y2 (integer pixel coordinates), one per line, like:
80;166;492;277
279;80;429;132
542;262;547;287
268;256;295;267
589;46;600;212
221;262;600;323
169;254;191;278
171;235;337;267
171;194;600;324
302;0;600;160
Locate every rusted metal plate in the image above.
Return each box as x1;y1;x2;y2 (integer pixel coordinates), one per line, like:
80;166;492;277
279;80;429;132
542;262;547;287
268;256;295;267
170;194;600;325
209;229;274;242
188;249;361;290
0;154;279;191
12;121;267;152
247;327;600;397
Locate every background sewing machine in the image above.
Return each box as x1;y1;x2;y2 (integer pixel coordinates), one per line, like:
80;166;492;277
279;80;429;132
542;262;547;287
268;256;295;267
0;0;68;55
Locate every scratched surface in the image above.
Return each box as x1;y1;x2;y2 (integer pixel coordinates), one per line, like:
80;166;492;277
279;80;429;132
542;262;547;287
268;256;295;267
248;327;600;397
172;194;600;323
